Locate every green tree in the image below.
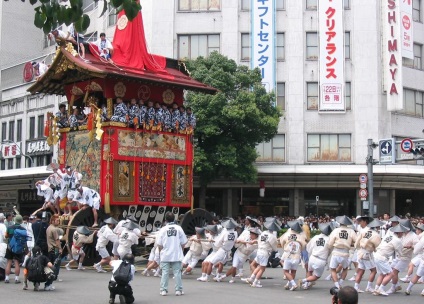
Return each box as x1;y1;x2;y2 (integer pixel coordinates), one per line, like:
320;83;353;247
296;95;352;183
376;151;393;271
13;0;140;34
185;52;281;208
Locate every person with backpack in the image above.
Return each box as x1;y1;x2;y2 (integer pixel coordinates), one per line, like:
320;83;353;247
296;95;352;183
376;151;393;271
108;253;135;304
25;246;55;291
4;214;28;284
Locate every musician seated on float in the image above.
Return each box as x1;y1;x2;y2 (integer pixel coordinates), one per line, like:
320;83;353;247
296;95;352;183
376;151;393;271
95;32;114;63
69;108;87;128
56;104;69;128
110;98;128;123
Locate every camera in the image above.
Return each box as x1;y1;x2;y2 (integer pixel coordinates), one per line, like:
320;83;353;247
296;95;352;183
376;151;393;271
330;287;339;304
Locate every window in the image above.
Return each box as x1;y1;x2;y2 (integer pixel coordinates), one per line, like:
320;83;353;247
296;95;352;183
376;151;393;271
108;7;117;27
7;159;13;170
241;0;285;10
345;32;351;60
36;155;45;166
306;32;318;60
8;121;14;142
345;82;351;110
178;34;220;59
307;134;351;162
1;122;6;141
413;0;421;22
307;82;319;110
344;0;350;9
17;120;22;142
306;0;317;10
241;33;250;60
0;160;5;170
29;117;35;139
256;134;285;162
84;32;97;43
414;44;423;69
82;0;95;11
277;83;285;111
44;34;55;48
15;157;21;169
179;0;220;11
277;33;285;60
38;115;44;138
403;88;424;117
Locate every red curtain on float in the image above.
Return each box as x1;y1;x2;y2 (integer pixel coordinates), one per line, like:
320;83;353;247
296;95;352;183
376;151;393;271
112;8;167;72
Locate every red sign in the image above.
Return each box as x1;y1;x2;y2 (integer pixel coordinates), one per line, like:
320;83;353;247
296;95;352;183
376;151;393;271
359;189;368;198
23;62;34;82
1;143;20;159
400;138;413;152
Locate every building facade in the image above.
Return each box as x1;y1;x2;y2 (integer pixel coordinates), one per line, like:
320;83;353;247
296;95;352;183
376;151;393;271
1;0;424;217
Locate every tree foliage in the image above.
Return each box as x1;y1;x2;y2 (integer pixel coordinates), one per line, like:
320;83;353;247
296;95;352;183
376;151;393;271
13;0;141;34
185;52;281;187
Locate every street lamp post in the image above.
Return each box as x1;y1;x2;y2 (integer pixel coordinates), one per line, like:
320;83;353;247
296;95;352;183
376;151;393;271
1;139;34;167
366;139;378;218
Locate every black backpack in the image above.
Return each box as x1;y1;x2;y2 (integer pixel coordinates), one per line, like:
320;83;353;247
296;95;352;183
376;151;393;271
113;261;131;285
27;255;46;283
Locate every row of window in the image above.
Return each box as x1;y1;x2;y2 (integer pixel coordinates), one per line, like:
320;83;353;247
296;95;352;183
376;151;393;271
176;0;423;23
1;115;44;143
178;0;351;12
256;134;352;163
275;82;351;111
178;32;424;70
0;155;51;170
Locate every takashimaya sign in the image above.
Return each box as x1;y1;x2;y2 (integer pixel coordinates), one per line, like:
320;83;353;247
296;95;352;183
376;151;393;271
251;0;276;93
383;0;403;111
318;0;345;112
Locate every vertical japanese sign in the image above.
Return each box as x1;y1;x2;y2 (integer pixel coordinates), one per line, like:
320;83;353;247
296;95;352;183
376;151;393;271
400;0;413;59
251;0;276;93
383;0;403;111
318;0;345;112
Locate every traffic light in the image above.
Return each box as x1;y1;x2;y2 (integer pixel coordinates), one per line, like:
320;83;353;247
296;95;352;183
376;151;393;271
411;147;424;155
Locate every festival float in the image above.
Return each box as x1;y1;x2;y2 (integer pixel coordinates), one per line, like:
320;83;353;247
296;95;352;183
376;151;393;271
28;8;215;264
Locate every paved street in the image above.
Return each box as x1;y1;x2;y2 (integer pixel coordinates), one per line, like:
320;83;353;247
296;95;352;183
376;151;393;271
2;264;424;304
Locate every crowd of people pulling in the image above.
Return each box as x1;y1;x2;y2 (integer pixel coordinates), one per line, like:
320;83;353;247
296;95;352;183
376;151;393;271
1;210;424;303
55;99;197;134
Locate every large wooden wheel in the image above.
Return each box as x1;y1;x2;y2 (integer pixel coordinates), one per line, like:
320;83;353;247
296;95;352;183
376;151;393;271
180;208;213;236
66;208;107;266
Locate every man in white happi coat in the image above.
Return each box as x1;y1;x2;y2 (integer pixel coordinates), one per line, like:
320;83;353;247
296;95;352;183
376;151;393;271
327;215;357;289
35;180;58;214
373;224;408;296
116;221;139;259
197;224;220;282
242;219;279;288
386;219;418;294
182;227;211;275
113;219;142;260
299;222;334;290
405;223;424;296
75;186;101;227
401;223;424;284
218;227;260;283
211;218;238;280
280;220;307;291
94;217;118;273
353;217;382;293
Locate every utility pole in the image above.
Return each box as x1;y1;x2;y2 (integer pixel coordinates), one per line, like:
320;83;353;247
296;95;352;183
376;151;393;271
367;139;377;218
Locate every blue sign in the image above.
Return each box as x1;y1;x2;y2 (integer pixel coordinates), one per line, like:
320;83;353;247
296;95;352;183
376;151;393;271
380;140;392;155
